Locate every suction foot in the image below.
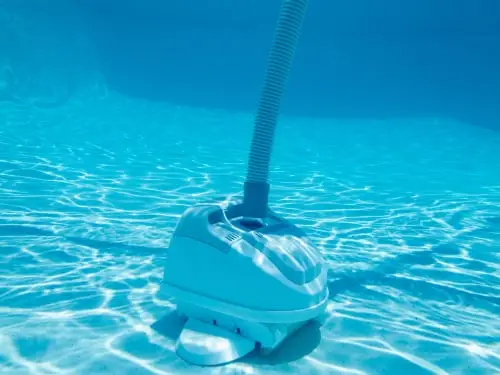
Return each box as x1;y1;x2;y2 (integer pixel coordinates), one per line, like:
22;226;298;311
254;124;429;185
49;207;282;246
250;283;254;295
176;319;255;366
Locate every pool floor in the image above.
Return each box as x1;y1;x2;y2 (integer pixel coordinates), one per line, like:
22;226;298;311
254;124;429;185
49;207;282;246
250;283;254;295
0;94;499;374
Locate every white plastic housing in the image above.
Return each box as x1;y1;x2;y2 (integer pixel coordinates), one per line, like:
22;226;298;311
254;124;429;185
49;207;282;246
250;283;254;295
161;201;329;365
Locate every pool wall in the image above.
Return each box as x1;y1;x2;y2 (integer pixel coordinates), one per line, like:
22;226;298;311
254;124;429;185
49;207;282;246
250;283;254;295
1;0;499;129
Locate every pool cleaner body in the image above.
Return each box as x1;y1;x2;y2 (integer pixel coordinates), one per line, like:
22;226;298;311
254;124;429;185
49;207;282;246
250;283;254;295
161;0;329;365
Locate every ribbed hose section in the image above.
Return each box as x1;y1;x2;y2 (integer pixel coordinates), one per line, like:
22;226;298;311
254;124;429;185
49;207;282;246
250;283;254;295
243;0;309;218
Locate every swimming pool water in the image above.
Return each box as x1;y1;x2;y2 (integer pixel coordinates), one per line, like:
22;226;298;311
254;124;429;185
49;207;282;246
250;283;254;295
0;94;499;374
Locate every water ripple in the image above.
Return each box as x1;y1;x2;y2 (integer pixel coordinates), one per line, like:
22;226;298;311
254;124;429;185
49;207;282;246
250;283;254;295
1;95;499;374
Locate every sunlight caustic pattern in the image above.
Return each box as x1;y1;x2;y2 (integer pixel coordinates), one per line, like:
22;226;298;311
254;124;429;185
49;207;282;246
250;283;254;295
0;94;500;374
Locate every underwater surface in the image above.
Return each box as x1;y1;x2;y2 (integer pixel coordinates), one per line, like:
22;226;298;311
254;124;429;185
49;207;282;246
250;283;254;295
1;1;500;374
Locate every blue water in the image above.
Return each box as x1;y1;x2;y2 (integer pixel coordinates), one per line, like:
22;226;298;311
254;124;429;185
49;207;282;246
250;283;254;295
1;1;500;375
